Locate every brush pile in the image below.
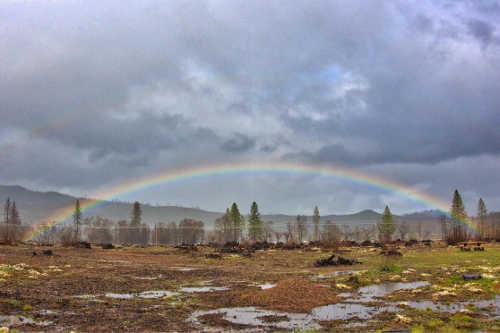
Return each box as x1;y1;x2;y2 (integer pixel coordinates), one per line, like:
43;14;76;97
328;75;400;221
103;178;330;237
314;254;361;267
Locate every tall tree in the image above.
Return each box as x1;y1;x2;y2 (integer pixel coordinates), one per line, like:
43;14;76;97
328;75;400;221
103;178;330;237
10;201;20;225
295;215;308;243
322;220;341;244
248;202;263;241
450;190;467;242
263;221;274;242
477;198;487;240
312;206;320;242
73;199;82;240
131;201;142;226
377;205;396;242
4;197;10;224
285;221;295;242
397;220;410;240
230;203;244;242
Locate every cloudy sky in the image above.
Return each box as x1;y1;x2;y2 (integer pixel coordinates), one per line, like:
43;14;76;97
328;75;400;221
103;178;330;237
1;0;500;215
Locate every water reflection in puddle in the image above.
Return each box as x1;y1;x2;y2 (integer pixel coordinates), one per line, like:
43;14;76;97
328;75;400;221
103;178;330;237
0;315;53;327
339;281;430;302
191;307;320;330
316;270;367;279
259;283;276;290
191;280;498;330
105;290;179;299
171;267;199;271
312;303;398;320
399;296;500;312
180;286;229;293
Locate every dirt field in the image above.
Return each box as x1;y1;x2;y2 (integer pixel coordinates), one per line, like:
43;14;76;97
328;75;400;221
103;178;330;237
0;242;499;332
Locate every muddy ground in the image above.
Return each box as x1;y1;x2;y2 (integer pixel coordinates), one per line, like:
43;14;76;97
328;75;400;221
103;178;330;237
0;243;499;332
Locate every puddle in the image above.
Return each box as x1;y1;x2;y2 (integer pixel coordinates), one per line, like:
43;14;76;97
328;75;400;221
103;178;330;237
312;303;398;321
259;283;276;290
133;276;159;280
190;307;320;330
73;294;99;300
180;286;229;293
171;267;199;271
39;309;77;316
316;270;367;279
38;309;59;315
399;296;500;312
0;315;53;327
339;281;430;302
190;281;498;330
105;290;179;299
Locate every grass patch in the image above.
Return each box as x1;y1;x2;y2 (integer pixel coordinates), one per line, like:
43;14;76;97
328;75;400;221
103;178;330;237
380;264;403;273
6;299;22;307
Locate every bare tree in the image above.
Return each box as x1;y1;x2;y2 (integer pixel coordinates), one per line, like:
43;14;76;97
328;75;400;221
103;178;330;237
285;221;295;242
263;221;274;242
322;220;341;248
397;221;410;240
295;215;308;243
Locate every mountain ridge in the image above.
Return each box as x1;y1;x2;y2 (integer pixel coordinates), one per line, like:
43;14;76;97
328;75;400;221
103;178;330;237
0;184;444;228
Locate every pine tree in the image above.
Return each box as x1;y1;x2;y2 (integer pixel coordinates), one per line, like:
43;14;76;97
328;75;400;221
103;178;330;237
313;206;320;241
73;199;82;240
477;198;487;240
377;205;396;242
248;202;263;242
450;190;467;242
230;203;244;242
131;201;142;226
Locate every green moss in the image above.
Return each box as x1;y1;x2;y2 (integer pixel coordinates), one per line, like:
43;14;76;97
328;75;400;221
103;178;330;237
23;304;33;311
6;299;22;307
410;325;425;333
380;264;403;273
450;313;477;330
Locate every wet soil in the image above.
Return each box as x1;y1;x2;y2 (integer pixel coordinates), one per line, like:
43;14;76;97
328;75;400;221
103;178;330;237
0;243;499;332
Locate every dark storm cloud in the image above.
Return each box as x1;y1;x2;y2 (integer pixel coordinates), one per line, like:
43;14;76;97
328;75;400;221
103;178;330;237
467;19;495;46
1;0;500;212
221;133;256;153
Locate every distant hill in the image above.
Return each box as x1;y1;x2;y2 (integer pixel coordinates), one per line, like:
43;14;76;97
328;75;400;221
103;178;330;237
0;185;222;226
0;184;448;230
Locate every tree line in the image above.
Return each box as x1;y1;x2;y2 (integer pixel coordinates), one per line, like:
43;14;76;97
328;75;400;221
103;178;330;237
2;189;499;245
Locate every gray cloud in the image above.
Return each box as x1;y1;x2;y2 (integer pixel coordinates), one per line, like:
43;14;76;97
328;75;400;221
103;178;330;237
467;19;495;46
1;0;499;213
221;133;256;153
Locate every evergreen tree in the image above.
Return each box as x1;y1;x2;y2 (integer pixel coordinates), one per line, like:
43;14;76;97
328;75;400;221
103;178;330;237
248;201;263;241
9;201;20;225
477;198;487;239
230;203;244;242
73;199;82;240
131;201;142;226
377;205;396;242
450;190;467;242
312;206;320;241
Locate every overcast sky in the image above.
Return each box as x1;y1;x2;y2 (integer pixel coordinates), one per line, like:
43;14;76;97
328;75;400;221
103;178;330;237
1;0;500;215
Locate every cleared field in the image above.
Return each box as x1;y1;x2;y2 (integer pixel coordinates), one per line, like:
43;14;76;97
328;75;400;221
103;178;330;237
0;243;499;332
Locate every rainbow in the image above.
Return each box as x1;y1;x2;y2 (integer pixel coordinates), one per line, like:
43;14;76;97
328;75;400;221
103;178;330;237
24;161;474;241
